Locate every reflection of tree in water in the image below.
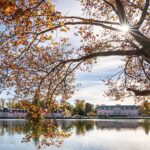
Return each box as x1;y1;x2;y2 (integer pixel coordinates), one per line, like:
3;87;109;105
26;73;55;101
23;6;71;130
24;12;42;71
50;120;95;135
51;120;95;135
0;120;26;136
60;120;74;132
85;121;95;131
141;120;150;135
74;121;86;135
0;120;71;149
21;120;71;149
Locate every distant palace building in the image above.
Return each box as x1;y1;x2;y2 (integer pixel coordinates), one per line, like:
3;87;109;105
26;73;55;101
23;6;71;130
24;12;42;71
96;105;140;117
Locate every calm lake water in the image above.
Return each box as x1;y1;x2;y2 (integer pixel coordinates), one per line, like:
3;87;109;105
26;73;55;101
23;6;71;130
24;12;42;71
0;119;150;150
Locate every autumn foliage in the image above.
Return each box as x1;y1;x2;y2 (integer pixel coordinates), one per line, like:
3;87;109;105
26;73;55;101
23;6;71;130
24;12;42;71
0;0;149;115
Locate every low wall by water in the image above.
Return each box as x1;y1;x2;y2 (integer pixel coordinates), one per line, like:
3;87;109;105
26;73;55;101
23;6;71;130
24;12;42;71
0;112;64;119
0;112;27;119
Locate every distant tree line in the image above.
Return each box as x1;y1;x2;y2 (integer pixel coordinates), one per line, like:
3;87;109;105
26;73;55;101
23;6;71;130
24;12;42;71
64;100;95;116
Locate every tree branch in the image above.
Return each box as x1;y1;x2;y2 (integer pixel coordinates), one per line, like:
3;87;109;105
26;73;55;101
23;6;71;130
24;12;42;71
115;0;126;23
65;16;120;25
63;50;143;63
136;0;150;27
103;0;119;17
37;21;119;36
127;88;150;96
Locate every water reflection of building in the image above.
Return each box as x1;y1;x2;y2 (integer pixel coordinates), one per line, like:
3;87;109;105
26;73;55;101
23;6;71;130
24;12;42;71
95;120;139;130
96;105;140;117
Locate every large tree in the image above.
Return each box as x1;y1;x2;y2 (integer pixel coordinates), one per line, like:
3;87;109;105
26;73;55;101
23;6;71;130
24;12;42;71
0;0;150;112
74;100;86;116
85;102;94;115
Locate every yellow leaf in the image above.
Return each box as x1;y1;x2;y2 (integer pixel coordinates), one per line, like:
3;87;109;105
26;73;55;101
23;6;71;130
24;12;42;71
3;3;16;15
52;42;58;46
60;28;68;32
47;35;52;40
60;22;65;26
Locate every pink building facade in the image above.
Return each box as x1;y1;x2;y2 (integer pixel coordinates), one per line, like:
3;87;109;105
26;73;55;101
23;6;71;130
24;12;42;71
96;105;140;117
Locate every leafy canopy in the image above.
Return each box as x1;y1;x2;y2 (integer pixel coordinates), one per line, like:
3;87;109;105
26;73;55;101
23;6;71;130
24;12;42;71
0;0;150;109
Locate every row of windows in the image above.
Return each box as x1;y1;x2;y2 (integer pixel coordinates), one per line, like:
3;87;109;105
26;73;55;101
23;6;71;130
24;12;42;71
0;108;27;113
98;107;138;110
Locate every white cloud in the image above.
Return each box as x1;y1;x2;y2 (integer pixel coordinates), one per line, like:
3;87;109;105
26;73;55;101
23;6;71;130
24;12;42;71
92;57;123;71
69;56;135;105
0;88;14;100
55;0;82;16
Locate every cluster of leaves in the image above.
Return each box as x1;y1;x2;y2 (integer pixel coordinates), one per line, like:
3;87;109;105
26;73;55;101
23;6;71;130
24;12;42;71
0;0;17;16
140;101;150;115
13;98;69;119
